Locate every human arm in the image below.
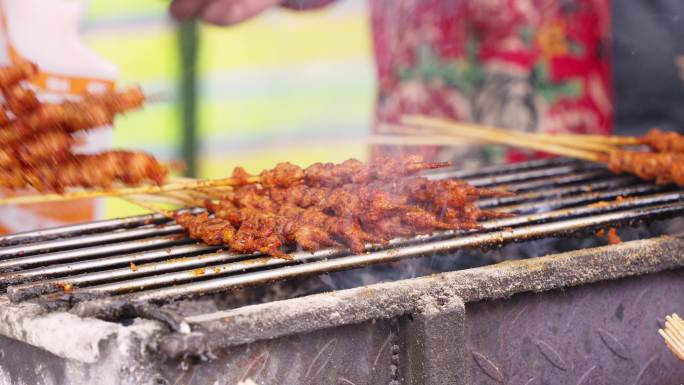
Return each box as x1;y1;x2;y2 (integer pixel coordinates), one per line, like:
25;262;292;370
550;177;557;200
169;0;338;26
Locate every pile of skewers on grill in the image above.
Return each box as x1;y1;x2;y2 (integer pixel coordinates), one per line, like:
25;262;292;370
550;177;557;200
0;58;168;193
169;156;513;258
7;56;684;260
108;156;514;259
0;59;517;260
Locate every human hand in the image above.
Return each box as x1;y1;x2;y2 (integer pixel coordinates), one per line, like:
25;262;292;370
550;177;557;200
169;0;284;26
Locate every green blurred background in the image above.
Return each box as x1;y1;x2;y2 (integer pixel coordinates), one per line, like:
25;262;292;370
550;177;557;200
84;0;376;218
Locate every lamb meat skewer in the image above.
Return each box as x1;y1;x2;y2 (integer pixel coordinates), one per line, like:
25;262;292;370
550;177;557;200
173;156;512;259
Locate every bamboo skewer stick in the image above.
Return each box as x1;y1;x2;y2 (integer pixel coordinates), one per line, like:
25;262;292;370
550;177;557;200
377;124;485;145
0;115;636;207
381;122;617;153
544;133;640;145
129;193;188;206
166;176;197;183
371;134;617;155
660;313;684;362
401;115;603;162
531;135;616;152
369;134;480;147
162;191;204;207
167;176;234;195
397;116;640;146
400;116;618;152
505;131;619;152
0;175;261;206
123;197;174;218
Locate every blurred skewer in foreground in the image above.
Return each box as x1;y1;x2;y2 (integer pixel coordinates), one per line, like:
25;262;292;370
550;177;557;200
0;58;173;196
659;314;684;363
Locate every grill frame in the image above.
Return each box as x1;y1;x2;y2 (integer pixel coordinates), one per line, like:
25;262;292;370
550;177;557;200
0;158;683;385
1;234;683;385
1;158;684;315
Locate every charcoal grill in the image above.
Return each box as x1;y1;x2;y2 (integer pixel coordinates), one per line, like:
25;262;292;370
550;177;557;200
0;158;683;385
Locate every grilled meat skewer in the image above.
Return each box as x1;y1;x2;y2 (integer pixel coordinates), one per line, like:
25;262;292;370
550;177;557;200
0;151;167;192
641;128;684;154
0;58;38;90
175;156;512;258
0;87;145;144
231;156;451;189
0;130;73;167
3;84;40;118
604;150;684;186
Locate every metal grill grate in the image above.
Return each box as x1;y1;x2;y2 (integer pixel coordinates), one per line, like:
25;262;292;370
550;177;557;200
1;158;683;309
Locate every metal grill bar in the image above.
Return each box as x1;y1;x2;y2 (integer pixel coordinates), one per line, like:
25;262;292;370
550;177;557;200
0;161;600;272
424;157;578;180
476;170;617;193
0;223;183;259
0;159;682;309
0;161;587;249
499;184;668;213
0;234;189;272
0;213;170;247
72;201;684;307
46;191;684;299
10;190;684;302
1;243;222;299
438;163;602;186
477;176;649;208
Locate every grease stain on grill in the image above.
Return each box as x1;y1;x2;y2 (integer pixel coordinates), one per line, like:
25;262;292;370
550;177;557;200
241;257;271;265
59;282;72;293
472;351;504;383
164;256;192;264
597;328;630;360
534;339;569;370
